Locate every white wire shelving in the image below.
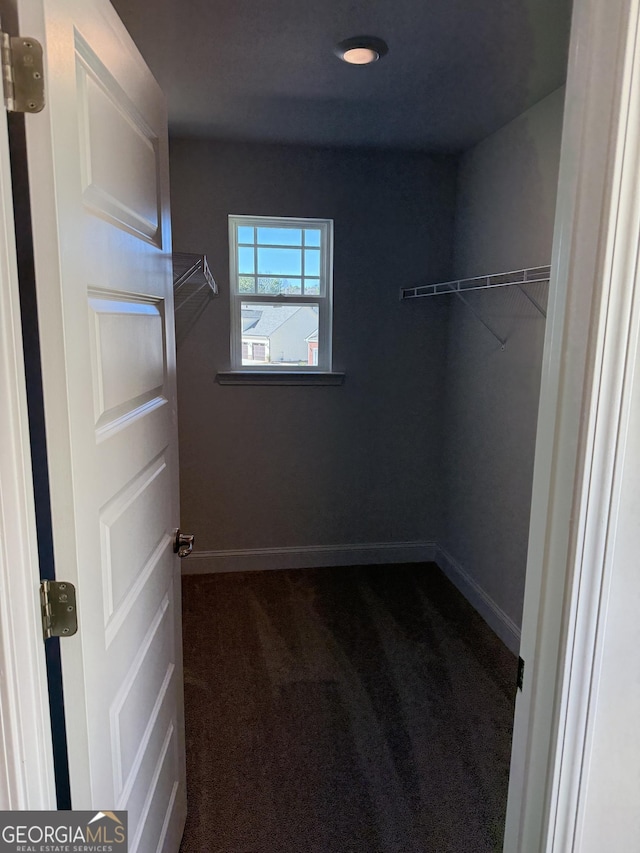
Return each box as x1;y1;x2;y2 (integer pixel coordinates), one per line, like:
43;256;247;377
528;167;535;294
400;264;551;349
173;252;218;348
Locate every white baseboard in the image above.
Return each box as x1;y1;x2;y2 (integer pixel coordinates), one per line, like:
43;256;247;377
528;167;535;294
183;539;520;654
184;541;437;576
434;544;521;654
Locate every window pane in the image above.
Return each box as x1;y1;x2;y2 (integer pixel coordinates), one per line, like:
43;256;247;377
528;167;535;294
257;227;302;246
304;249;320;277
241;302;319;366
237;226;254;244
238;246;255;274
258;277;302;295
257;247;302;276
304;229;321;247
304;278;320;295
238;276;255;293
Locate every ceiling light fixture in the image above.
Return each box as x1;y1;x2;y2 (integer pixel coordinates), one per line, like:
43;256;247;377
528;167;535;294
335;36;388;66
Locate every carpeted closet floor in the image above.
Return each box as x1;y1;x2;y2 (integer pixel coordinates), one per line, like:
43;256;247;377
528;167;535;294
179;563;517;853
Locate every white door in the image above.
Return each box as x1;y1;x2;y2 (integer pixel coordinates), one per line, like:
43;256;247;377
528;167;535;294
9;0;186;848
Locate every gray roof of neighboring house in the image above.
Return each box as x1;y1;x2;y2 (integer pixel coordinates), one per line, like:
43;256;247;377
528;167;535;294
242;304;315;338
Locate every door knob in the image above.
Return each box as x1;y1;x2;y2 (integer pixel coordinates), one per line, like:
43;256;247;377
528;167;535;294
173;529;195;558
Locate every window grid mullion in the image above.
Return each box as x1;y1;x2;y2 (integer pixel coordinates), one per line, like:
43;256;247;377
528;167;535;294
252;237;258;295
238;242;305;250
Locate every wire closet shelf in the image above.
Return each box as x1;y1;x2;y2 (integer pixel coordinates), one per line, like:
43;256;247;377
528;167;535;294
173;252;218;348
400;264;551;350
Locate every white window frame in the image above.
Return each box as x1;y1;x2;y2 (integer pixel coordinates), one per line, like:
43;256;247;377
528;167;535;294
228;215;334;372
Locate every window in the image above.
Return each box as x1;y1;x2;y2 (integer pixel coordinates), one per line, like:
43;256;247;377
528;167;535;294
229;216;333;371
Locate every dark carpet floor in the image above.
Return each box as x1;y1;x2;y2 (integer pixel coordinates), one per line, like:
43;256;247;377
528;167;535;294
180;563;517;853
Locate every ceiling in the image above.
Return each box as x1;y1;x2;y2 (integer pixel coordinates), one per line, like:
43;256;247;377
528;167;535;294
110;0;572;153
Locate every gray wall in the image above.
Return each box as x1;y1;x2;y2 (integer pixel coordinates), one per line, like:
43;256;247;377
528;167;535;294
170;140;457;553
442;88;565;629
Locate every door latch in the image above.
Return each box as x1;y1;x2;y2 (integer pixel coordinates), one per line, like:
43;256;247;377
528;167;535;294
40;580;78;640
173;529;195;558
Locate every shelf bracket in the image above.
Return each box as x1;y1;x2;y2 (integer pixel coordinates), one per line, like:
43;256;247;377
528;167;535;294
448;287;507;350
516;284;547;318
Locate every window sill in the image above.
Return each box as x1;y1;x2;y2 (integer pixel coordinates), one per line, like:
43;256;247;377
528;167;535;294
216;371;345;386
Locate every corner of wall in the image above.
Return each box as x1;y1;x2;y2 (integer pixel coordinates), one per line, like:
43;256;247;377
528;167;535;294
442;86;566;643
434;545;521;654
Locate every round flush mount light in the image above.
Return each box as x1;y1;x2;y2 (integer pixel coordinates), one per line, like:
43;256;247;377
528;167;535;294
335;36;389;65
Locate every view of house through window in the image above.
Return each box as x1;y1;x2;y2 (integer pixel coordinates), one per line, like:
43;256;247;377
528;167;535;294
229;216;333;370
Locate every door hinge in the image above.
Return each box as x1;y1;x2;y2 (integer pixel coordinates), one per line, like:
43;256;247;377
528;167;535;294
40;580;78;640
1;31;45;113
517;656;525;691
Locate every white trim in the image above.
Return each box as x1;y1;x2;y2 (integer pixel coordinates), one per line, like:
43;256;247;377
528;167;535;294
182;540;521;655
434;546;521;655
504;0;640;850
216;370;345;386
546;0;640;848
0;101;56;808
183;541;437;575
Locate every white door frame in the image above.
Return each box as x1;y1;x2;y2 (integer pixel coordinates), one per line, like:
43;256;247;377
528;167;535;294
503;0;640;848
0;80;56;808
0;0;637;843
520;0;640;848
